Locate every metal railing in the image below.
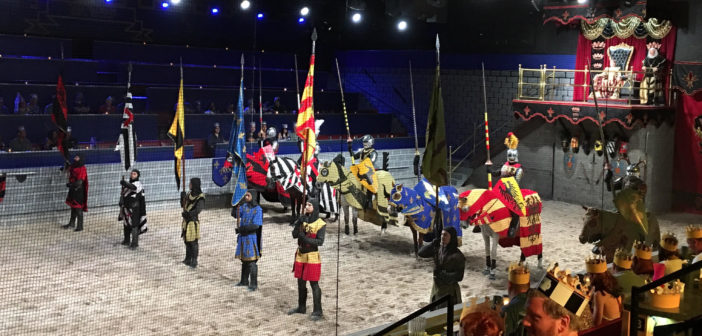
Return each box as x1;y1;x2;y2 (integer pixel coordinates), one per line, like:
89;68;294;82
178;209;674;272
373;294;454;336
516;64;673;106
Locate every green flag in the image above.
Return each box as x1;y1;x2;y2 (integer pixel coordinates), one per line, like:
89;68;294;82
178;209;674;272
422;64;448;187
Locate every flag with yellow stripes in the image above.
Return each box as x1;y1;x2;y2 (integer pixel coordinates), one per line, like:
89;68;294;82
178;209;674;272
296;54;316;165
168;78;185;190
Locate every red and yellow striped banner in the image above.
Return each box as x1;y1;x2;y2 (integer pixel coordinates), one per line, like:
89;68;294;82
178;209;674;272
296;54;316;164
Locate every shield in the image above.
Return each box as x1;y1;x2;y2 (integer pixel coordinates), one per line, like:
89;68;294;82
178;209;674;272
350;157;378;194
494;177;526;217
212;158;232;187
564;152;577;178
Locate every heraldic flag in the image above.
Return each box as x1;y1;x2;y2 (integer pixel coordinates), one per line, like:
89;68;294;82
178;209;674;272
117;91;137;171
51;75;70;163
168;77;186;190
296;54;316;166
421;41;448;187
228;65;249;206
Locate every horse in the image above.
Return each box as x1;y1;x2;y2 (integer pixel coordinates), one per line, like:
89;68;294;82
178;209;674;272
388;178;463;256
579;206;660;263
458;183;543;280
317;154;397;234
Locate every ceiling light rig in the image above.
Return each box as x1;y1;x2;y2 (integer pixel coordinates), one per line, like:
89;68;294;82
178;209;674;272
240;0;251;10
351;12;362;23
300;6;310;16
170;0;181;5
397;20;407;31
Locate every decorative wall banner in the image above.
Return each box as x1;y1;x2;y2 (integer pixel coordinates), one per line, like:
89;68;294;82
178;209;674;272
581;18;673;40
543;1;646;25
672;61;702;96
512;100;674;129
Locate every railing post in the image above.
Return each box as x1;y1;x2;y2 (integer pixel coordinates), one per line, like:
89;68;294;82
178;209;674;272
446;294;453;336
551;66;556;101
517;64;523;99
584;65;589;102
539;64;546;101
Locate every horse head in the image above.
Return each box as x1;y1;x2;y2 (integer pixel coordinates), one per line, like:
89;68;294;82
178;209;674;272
579;205;603;244
388;184;408;211
318;156;346;186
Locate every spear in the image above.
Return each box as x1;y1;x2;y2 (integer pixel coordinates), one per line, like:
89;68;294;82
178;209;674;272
409;60;420;182
335;57;354;165
587;61;615;199
258;59;263;136
481;63;493;190
294;54;301;110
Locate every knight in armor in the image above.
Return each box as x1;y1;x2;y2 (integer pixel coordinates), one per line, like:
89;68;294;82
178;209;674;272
288;198;326;320
500;132;523;183
233;190;263;291
612;162;646;194
118;169;147;249
640;47;666;105
347;134;377;208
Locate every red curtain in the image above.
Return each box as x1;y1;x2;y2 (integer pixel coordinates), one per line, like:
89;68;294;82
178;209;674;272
673;91;702;201
573;28;677;101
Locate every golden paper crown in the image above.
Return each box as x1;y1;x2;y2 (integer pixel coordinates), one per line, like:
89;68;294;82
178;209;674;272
649;280;685;309
613;248;634;269
537;263;592;317
585;254;607;274
508;262;530;285
504;132;519;150
660;232;679;252
459;296;505;331
634;240;652;260
686;225;702;239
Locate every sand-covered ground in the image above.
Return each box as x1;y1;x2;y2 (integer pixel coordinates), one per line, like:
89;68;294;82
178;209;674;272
1;199;699;335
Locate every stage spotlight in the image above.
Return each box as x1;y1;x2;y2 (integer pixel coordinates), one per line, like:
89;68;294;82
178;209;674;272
257;13;264;20
577;0;587;3
105;0;113;3
397;20;407;31
300;6;310;16
240;0;251;10
170;0;181;4
161;2;169;8
298;17;305;24
211;8;219;14
352;13;362;23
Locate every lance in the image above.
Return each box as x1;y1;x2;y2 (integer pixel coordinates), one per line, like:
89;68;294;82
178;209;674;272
258;59;263;137
335;57;354;165
295;54;301;110
481;63;493;190
409;59;420;182
587;61;615;199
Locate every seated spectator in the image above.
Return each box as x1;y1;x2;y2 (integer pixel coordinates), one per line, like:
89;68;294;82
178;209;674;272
278;124;291;141
0;97;8;114
502;263;530;336
44;129;60;150
226;103;235;114
9;126;33;151
272;96;286;114
27;94;40;114
586;258;622;326
611;249;644;301
523;290;584;336
246;122;257;143
65;126;77;149
659;233;686;275
206;122;225;157
257;121;268;141
44;95;56;114
99;96;116;114
192;100;203;114
73;92;91;114
204;102;217;115
14;93;28;115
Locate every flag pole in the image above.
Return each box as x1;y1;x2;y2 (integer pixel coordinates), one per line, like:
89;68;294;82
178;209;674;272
587;60;615;199
258;59;263;134
334;57;354;165
301;28;317;208
180;58;186;193
294;54;301;110
409;59;420;182
481;62;493;190
124;62;133;179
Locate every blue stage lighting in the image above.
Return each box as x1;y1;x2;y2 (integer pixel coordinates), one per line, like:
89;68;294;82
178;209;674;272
298;17;305;24
161;2;169;8
105;0;113;3
211;8;219;14
257;13;264;20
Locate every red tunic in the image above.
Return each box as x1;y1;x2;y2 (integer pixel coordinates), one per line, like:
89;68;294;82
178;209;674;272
65;165;89;211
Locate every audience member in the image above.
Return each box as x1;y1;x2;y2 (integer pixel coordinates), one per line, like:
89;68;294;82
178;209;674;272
271;96;286;114
99;96;116;114
585;258;622;326
73;92;91;114
503;263;530;336
523;290;583;336
688;225;702;264
9;126;33;151
14;93;28;115
44;95;56;114
257;121;268;141
27;94;40;114
659;233;685;275
611;249;644;301
192;100;203;114
44;129;60;150
204;102;217;115
278;124;291;141
226;103;235;114
243;98;255;115
246;122;257;143
0;97;8;114
206;123;225;157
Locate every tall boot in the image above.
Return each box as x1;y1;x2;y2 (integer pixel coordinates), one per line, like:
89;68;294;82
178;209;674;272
489;259;497;280
288;279;307;315
189;240;199;268
482;256;491;275
236;262;250;286
248;262;258;291
121;226;131;245
310;282;323;321
129;225;139;249
74;210;84;232
182;241;191;266
63;209;77;229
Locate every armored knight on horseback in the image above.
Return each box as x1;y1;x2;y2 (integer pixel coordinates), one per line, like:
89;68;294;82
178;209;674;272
491;132;524;238
347;134;379;208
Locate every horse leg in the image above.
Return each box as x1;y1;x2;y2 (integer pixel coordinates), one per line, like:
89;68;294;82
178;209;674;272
343;204;350;235
411;226;418;258
352;206;358;235
489;229;499;280
481;227;491;276
537;253;543;268
380;220;387;236
520;251;526;263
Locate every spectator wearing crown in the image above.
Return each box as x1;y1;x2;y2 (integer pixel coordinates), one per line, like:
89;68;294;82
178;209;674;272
611;248;644;300
459;297;505;336
659;233;686;276
687;225;702;264
585;255;622;326
632;241;654;279
502;262;530;336
523;263;587;336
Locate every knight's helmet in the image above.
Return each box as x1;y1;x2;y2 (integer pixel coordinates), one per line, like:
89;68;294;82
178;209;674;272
626;162;641;177
266;126;279;152
361;134;374;149
504;132;519;163
266;126;278;139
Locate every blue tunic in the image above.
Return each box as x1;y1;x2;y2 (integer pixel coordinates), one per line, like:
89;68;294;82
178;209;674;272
235;203;263;261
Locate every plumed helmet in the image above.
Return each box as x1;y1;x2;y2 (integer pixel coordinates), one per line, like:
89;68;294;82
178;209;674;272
626;163;641;177
506;149;518;163
362;134;374;149
266;126;278;139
